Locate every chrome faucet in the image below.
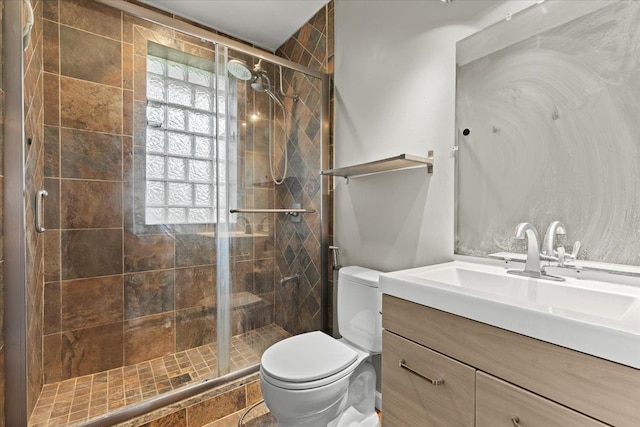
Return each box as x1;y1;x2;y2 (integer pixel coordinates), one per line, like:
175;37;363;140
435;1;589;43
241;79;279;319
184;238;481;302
541;221;566;260
513;223;542;276
541;221;581;266
507;222;564;281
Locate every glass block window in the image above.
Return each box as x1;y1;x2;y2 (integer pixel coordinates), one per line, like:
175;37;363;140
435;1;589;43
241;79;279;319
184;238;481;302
145;54;228;225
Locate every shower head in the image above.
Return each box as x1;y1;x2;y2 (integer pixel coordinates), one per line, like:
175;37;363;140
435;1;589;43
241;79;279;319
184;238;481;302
227;59;253;81
251;74;268;92
250;73;284;109
228;59;286;109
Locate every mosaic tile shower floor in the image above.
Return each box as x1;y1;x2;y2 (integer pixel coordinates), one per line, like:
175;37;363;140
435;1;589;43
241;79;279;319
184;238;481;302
29;324;290;427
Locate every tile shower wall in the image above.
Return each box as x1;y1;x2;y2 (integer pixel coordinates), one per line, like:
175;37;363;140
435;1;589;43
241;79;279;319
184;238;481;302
43;0;128;384
274;1;334;335
41;0;276;385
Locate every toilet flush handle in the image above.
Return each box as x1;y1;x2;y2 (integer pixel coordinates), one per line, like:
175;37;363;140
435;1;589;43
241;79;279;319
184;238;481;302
329;246;342;270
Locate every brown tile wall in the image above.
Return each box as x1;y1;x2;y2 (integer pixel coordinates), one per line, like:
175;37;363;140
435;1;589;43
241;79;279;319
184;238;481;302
42;0;126;383
274;2;334;335
41;0;278;385
24;0;45;417
0;0;5;424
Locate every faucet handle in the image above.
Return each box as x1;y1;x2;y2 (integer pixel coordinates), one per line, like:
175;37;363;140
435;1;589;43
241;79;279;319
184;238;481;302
569;241;581;259
558;241;581;266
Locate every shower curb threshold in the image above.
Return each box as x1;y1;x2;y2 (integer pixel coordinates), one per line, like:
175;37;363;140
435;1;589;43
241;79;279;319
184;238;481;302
80;365;260;427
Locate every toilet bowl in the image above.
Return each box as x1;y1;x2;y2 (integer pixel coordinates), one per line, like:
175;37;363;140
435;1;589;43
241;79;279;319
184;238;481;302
260;266;382;427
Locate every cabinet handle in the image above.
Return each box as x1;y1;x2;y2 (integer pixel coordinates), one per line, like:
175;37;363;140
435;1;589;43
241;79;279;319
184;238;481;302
35;189;48;233
398;359;445;385
511;417;521;427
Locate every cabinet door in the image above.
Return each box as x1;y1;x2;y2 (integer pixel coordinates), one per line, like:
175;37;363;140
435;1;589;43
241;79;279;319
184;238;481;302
382;330;475;427
476;371;607;427
383;294;640;427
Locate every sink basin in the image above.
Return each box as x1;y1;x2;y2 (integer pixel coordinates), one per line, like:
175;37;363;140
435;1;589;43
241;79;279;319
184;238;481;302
380;259;640;369
407;265;636;321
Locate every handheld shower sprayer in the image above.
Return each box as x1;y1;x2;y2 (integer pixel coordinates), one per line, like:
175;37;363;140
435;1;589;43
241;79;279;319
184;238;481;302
227;57;296;185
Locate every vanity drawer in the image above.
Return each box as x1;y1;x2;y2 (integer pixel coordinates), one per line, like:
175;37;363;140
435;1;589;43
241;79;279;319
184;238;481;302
383;294;640;426
382;330;475;427
476;372;607;427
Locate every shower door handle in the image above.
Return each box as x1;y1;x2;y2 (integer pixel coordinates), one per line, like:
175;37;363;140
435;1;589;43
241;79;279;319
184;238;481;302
35;189;48;233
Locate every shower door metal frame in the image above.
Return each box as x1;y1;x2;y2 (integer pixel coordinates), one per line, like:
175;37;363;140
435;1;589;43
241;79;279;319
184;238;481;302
98;1;328;80
4;0;28;425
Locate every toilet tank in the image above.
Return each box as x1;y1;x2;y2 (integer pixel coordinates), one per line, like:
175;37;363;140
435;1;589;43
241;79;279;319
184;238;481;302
337;266;382;353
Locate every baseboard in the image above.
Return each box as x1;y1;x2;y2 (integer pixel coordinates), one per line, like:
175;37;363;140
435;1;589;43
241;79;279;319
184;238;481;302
375;391;382;411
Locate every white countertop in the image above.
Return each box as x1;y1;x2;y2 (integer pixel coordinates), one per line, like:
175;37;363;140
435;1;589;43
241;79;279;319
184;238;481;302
380;258;640;369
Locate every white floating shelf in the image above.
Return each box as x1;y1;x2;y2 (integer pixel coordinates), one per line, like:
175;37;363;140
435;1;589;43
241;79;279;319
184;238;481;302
321;151;434;180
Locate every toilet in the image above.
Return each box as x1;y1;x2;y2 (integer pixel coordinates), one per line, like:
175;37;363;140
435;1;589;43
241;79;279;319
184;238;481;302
260;266;382;427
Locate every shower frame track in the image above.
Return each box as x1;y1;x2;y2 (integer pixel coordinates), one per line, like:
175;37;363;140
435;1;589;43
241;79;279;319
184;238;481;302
81;365;259;427
4;1;29;426
4;1;331;425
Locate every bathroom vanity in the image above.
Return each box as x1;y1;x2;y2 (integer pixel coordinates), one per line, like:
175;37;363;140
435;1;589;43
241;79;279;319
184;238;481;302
379;261;640;427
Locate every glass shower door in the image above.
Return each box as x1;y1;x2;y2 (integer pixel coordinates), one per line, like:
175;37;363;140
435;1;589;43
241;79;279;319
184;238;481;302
220;50;326;370
215;43;232;377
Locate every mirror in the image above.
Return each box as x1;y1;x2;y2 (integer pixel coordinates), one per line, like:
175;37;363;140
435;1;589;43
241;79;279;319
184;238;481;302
455;0;640;266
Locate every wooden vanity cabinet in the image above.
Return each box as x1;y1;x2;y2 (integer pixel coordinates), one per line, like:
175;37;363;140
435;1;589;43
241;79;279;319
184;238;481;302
381;294;640;427
476;372;606;427
382;330;475;426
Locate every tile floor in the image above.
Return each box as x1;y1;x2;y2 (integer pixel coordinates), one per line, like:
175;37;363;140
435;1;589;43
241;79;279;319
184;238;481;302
225;403;382;427
233;401;278;427
29;324;290;427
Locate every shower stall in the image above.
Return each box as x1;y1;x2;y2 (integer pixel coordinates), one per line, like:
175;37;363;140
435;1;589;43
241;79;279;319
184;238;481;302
3;1;330;425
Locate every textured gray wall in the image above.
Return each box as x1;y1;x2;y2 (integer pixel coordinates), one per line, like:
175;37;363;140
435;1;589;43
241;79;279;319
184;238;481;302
456;1;640;266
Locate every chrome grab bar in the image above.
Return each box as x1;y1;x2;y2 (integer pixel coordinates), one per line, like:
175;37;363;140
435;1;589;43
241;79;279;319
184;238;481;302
230;208;315;217
398;359;445;386
35;189;48;233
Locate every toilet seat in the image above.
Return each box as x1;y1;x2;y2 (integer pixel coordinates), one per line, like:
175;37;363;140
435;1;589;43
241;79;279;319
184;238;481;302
261;331;367;391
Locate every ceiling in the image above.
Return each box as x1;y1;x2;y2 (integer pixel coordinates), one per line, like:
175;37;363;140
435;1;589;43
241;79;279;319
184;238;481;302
139;0;330;51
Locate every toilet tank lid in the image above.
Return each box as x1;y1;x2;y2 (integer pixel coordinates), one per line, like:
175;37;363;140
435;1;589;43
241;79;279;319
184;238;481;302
339;266;382;288
261;331;358;383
